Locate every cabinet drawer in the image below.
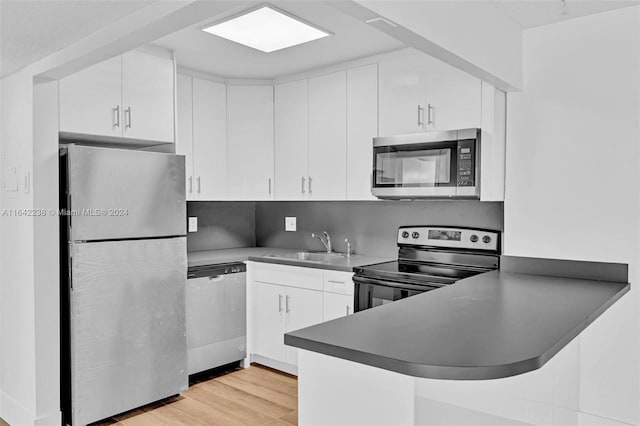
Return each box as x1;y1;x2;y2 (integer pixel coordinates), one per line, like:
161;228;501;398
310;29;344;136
253;263;323;291
323;270;354;295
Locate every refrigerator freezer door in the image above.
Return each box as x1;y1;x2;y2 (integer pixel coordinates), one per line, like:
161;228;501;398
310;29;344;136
65;144;186;241
69;237;187;426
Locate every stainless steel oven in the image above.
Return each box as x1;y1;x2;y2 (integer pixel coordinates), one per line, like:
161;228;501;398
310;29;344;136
354;226;500;312
372;129;480;199
353;276;441;312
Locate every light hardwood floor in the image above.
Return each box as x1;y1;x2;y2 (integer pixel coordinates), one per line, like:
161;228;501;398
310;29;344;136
93;364;298;426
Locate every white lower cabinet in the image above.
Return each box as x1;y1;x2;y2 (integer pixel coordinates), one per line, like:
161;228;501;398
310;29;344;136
249;263;354;373
283;286;324;365
323;292;354;321
251;281;323;367
252;281;287;362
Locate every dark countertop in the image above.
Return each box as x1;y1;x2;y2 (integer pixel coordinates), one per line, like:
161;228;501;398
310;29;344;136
187;247;297;268
285;258;629;380
247;253;391;273
188;247;391;272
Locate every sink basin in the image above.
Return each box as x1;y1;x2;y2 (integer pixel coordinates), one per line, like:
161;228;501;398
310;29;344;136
265;251;346;263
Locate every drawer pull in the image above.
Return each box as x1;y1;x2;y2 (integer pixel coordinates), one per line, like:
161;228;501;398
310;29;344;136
328;280;345;284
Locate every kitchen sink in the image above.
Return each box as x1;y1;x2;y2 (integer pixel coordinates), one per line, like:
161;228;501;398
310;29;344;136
265;251;347;263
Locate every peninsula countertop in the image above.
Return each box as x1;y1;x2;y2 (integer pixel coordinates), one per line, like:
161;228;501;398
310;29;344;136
285;256;629;380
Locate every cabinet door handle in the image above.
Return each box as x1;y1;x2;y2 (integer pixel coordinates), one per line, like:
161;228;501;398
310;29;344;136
125;107;132;129
427;103;434;125
308;176;313;195
197;176;201;194
268;178;272;195
278;294;283;312
285;295;290;313
188;176;193;195
417;105;424;127
327;280;345;285
301;176;306;194
346;306;351;315
113;105;120;128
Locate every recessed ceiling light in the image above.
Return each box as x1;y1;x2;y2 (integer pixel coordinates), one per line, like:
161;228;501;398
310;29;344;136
202;6;331;53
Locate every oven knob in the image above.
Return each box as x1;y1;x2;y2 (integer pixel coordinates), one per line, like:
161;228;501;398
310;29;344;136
482;235;492;244
470;234;479;243
402;231;410;239
412;232;420;239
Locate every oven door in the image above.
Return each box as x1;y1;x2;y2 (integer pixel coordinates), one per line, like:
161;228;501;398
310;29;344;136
353;276;440;312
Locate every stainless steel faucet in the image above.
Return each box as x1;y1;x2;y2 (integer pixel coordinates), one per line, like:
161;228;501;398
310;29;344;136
345;238;352;258
311;231;332;253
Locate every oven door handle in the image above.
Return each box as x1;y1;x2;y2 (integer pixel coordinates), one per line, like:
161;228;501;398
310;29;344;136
353;275;440;292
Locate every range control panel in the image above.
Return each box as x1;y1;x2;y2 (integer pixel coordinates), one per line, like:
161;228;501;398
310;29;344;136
397;226;499;252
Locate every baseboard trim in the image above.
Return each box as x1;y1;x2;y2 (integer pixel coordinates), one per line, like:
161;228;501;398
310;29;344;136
34;410;62;426
250;354;298;376
0;392;61;426
1;391;34;426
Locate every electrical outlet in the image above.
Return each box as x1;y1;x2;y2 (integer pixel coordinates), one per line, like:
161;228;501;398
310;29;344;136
285;217;297;232
188;217;198;232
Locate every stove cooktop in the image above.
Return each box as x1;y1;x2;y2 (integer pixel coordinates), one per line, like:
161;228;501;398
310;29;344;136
354;260;487;286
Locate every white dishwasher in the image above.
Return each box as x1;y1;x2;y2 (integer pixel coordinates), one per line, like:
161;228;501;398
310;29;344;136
186;262;246;375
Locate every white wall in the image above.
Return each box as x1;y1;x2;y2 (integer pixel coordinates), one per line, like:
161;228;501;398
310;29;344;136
350;0;523;90
505;7;639;424
0;70;38;425
0;72;61;426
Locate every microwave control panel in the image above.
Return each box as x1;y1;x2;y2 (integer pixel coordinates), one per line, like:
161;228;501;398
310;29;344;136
457;139;476;186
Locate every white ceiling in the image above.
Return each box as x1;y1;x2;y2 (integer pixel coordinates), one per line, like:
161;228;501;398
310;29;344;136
492;0;639;29
0;0;153;77
1;0;638;80
152;1;405;80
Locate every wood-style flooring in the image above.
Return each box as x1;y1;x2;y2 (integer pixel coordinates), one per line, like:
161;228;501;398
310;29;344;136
93;364;298;426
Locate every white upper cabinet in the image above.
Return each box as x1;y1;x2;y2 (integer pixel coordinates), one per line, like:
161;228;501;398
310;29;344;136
176;75;227;201
193;78;227;200
121;50;174;143
378;54;427;136
479;81;506;202
378;53;481;135
275;80;309;201
60;50;175;143
425;56;481;131
227;85;274;200
346;64;378;200
60;55;123;139
176;74;194;199
308;71;347;200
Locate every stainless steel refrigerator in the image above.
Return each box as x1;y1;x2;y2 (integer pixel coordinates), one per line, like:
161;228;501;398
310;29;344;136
60;144;188;426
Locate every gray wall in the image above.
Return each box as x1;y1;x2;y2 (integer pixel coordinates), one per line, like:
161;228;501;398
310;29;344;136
255;201;503;258
186;202;256;252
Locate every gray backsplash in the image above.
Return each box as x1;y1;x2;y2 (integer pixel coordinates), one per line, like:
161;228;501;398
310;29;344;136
186;202;256;252
255;201;503;258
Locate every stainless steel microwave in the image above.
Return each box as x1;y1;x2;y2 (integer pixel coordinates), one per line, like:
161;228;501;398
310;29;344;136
372;128;480;199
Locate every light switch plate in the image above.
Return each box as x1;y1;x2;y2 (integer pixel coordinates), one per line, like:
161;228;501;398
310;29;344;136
285;217;296;232
188;217;198;233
